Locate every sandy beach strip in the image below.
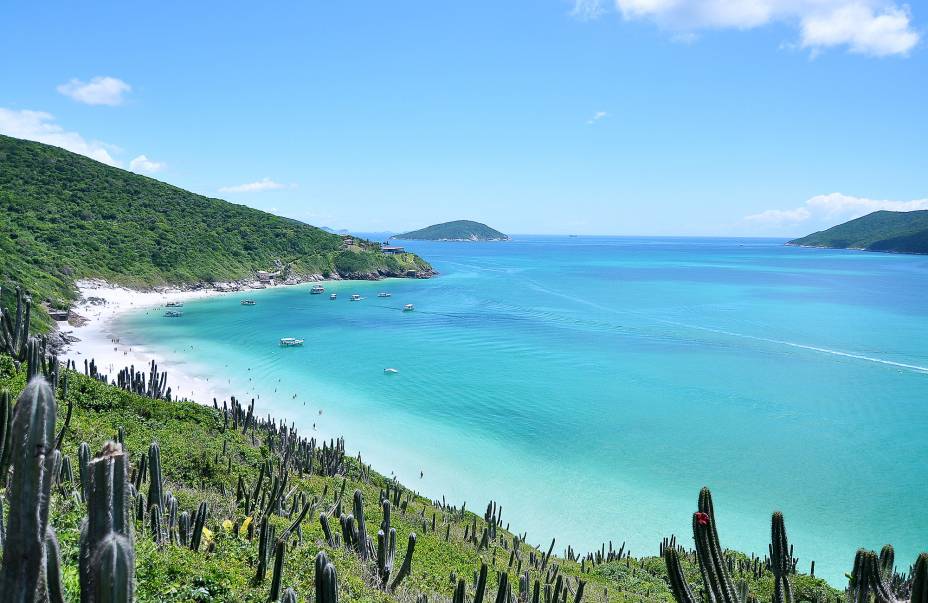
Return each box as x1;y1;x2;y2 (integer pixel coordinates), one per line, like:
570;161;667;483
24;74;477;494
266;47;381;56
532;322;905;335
62;279;249;404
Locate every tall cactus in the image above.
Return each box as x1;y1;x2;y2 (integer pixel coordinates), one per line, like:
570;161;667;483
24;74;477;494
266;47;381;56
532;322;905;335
0;377;62;602
664;488;795;603
147;442;164;511
0;388;11;487
353;489;370;560
770;512;794;603
79;441;134;603
848;548;927;603
0;286;31;361
315;551;339;603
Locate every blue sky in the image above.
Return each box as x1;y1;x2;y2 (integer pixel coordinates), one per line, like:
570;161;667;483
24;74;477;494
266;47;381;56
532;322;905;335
1;1;925;236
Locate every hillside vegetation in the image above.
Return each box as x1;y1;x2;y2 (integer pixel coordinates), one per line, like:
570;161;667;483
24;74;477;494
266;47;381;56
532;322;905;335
0;134;432;326
788;210;928;254
394;221;509;241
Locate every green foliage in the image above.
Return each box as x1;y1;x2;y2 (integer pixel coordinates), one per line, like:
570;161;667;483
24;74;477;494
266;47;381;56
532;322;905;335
394;220;509;241
0;134;432;329
789;210;928;254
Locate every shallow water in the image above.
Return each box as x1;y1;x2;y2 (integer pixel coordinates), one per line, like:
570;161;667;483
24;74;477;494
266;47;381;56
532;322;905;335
119;236;928;584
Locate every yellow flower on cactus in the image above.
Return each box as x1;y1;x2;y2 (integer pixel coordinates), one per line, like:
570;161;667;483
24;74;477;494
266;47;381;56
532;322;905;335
222;519;234;532
202;526;214;543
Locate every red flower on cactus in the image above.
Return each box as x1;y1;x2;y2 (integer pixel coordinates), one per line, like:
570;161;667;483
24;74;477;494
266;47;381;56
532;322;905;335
694;512;710;526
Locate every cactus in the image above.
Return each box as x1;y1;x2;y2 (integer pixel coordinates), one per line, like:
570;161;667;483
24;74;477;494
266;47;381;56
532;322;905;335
352;489;370;560
0;388;11;487
770;512;793;603
848;548;927;603
178;511;191;547
664;488;790;603
315;551;339;603
0;286;31;361
0;377;62;601
190;501;208;551
147;442;164;511
270;539;287;602
280;587;298;603
79;441;133;603
391;533;417;591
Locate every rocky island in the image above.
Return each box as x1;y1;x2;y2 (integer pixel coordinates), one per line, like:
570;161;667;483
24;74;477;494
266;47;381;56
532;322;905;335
393;220;510;241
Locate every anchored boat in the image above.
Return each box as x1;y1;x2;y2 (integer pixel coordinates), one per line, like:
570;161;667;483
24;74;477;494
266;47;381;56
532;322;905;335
377;292;391;298
279;337;304;347
240;299;256;306
310;285;325;294
164;310;183;318
350;294;362;301
330;293;337;300
165;301;184;307
403;304;414;312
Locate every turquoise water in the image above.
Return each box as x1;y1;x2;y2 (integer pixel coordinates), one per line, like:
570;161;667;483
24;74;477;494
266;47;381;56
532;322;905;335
119;237;928;584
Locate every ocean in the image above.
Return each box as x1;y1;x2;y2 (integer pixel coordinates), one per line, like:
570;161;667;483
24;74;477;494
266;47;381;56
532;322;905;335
117;236;928;584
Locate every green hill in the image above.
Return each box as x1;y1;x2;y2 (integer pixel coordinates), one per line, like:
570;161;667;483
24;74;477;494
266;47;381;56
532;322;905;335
788;210;928;254
394;220;509;241
0;135;433;326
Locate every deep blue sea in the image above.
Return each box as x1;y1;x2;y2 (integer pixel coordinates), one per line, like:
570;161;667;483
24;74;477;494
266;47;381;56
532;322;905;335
118;236;928;584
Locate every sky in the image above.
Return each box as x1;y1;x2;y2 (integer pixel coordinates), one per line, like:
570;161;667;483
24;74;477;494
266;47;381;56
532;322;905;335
1;1;925;237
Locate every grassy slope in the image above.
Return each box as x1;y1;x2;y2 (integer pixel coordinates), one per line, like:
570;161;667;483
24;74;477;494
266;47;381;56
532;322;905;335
0;135;432;327
788;210;928;254
0;355;839;603
395;221;509;241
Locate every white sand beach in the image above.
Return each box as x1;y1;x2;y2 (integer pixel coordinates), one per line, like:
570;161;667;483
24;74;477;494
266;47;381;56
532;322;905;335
62;279;242;404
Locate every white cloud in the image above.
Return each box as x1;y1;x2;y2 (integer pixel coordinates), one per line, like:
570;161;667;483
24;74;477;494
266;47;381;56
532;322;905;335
578;0;919;57
129;154;165;174
0;107;120;166
587;111;609;124
57;76;132;106
218;178;289;193
745;192;928;231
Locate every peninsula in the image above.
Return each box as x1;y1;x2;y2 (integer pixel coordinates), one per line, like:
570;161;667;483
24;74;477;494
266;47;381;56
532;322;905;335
788;210;928;254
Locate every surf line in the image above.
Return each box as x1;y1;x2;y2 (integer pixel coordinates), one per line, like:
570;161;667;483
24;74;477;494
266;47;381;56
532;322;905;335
659;320;928;375
524;279;928;375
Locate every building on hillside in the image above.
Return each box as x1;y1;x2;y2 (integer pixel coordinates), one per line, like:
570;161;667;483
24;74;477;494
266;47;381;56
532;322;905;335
382;246;406;255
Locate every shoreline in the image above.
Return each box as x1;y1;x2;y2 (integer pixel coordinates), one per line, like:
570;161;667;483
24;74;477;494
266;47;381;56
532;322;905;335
61;278;304;403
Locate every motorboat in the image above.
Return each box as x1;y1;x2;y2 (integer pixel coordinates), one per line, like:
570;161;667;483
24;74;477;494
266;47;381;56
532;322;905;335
165;301;184;307
384;368;399;374
310;285;325;294
403;304;414;312
164;310;183;318
350;294;362;301
329;293;337;300
240;299;256;306
279;337;304;347
377;292;391;298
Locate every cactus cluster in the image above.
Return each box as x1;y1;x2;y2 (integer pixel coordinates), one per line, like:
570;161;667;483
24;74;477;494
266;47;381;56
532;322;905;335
116;360;172;401
0;286;31;362
662;488;928;603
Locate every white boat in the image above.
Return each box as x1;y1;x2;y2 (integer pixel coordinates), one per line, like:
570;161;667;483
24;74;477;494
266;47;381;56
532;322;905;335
403;304;414;312
350;294;362;301
377;292;391;298
329;293;337;300
240;299;256;306
279;337;304;347
164;310;183;318
310;285;325;294
165;301;184;307
384;368;399;374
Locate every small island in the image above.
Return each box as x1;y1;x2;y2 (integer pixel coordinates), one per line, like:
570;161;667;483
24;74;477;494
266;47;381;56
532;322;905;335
788;210;928;254
393;220;510;241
